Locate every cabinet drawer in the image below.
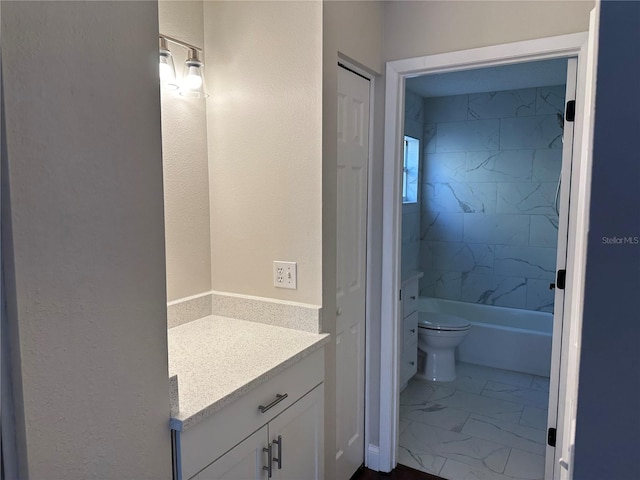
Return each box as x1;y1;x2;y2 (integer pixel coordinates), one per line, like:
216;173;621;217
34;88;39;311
403;310;418;348
400;341;418;386
176;348;324;480
402;280;419;317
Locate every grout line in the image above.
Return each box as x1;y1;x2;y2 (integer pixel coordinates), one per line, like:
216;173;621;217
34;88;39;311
517;405;526;426
436;458;448;477
503;447;514;475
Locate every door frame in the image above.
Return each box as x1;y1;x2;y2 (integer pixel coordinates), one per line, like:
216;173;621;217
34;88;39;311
379;32;593;478
337;56;377;473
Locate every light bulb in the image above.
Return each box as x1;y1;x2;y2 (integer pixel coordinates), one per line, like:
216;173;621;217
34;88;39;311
185;65;203;90
159;61;173;82
158;42;178;91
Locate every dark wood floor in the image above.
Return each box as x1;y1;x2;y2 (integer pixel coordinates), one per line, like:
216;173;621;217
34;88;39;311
351;464;446;480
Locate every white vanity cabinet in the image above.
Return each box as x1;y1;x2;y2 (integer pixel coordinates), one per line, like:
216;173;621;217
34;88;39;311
193;426;267;480
194;385;323;480
400;274;421;389
173;348;324;480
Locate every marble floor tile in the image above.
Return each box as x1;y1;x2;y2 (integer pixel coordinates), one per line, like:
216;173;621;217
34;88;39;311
457;362;534;389
504;448;545;480
399;418;411;435
397;445;447;476
400;422;511;474
434;432;511;474
481;381;550;409
430;388;524;424
399;421;470;453
531;376;550;393
519;406;548;431
439;458;516;480
398;363;551;480
401;377;439;402
400;402;470;432
447;372;488;395
462;415;546;455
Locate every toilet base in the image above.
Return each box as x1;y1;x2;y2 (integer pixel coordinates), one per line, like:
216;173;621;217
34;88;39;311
421;348;457;382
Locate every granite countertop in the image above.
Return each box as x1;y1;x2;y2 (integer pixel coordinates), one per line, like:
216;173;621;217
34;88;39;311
168;315;329;431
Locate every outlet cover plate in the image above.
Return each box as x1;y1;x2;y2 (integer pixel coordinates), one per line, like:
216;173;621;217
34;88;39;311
273;261;297;289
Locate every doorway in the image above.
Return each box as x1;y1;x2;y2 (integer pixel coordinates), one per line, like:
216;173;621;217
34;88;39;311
378;32;595;480
396;57;575;480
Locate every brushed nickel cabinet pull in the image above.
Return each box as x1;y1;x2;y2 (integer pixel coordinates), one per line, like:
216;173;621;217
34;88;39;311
263;443;273;478
273;435;282;469
258;393;288;413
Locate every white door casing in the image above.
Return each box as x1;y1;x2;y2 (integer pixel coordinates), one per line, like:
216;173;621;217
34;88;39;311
380;32;594;476
336;65;370;480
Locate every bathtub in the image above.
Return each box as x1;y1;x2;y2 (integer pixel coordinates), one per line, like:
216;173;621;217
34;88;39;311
417;297;552;377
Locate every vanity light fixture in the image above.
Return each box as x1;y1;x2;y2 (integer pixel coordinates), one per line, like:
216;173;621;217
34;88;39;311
180;48;208;98
159;37;178;90
159;34;209;98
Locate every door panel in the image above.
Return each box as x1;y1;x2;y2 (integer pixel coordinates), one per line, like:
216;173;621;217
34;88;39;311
336;65;370;480
545;56;578;480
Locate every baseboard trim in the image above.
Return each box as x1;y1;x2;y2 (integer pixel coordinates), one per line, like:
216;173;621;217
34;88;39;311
366;444;380;471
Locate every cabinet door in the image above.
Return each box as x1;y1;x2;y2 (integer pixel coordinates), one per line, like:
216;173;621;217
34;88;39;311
400;341;418;387
402;310;418;348
402;279;419;317
193;426;268;480
269;384;324;480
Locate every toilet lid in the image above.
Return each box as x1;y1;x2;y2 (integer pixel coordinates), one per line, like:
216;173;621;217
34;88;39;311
418;312;471;331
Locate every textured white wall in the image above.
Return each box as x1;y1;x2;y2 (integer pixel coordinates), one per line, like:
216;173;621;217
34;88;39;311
2;2;171;478
383;0;594;61
323;2;383;475
159;1;212;302
204;1;323;305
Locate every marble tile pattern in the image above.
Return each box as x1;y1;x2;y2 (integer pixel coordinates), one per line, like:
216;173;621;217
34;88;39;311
402;89;426;275
168;315;330;430
418;86;565;312
399;362;549;479
211;291;322;333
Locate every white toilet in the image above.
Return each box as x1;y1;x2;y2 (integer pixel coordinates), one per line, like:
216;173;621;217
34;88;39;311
417;312;471;382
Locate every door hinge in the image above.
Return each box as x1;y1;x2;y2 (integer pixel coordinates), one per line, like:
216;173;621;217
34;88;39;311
565;100;576;122
556;269;566;290
399;289;402;301
548;427;557;447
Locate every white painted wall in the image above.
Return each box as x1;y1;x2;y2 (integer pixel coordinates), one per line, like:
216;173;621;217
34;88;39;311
1;2;171;478
158;1;212;302
323;2;383;475
383;0;594;61
204;1;323;306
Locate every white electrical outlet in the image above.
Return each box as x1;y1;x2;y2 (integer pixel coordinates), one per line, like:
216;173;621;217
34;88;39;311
273;261;297;289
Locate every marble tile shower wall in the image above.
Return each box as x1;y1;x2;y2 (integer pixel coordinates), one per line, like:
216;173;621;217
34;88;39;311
420;86;566;313
402;89;424;275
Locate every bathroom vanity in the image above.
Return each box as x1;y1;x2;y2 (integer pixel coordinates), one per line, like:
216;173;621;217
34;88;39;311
168;316;329;480
399;272;423;390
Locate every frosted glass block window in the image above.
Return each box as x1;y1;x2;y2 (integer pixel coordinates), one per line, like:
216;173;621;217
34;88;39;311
403;136;420;204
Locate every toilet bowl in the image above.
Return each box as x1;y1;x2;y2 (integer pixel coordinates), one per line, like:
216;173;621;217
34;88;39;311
417;312;471;382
